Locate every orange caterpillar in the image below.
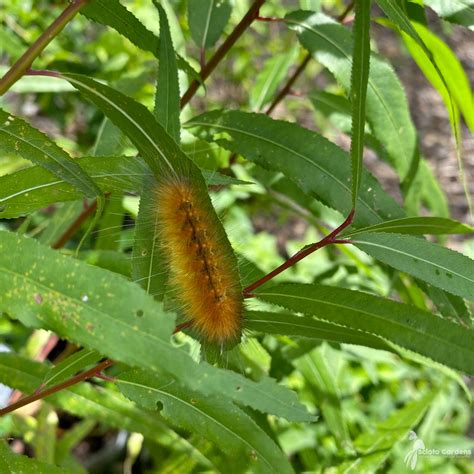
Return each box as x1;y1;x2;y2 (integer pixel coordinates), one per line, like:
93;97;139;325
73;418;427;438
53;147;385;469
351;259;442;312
155;175;243;347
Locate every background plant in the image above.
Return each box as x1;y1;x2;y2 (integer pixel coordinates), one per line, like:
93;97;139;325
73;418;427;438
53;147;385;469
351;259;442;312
0;0;473;472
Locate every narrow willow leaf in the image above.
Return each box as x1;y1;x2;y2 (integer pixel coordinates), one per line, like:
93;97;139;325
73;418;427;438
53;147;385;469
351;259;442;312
0;353;200;456
94;197;124;251
310;90;355;132
33;404;58;464
250;48;298;111
424;0;474;30
345;216;474;237
82;0;159;54
294;345;352;451
349;0;371;206
41;349;103;389
376;0;461;131
118;370;294;474
188;0;232;50
186;110;405;227
255;283;474;374
0;440;67;474
337;391;436;473
400;21;474;133
132;176;168;300
81;0;196;76
0;108;100;198
0;232;312;422
245;311;392;351
419;282;472;328
59;73;180;176
55;419;96;465
0;156;243;219
353;232;474;300
154;2;180;143
286;11;416;180
405;160;449;218
134;3;181;300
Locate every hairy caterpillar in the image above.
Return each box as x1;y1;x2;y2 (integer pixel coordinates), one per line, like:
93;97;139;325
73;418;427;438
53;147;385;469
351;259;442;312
154;174;243;348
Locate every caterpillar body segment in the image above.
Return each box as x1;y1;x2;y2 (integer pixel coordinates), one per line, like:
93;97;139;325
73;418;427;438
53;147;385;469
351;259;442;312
154;175;243;347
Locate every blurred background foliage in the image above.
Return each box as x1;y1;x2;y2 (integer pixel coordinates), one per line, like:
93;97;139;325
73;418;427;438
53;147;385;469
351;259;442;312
0;0;473;472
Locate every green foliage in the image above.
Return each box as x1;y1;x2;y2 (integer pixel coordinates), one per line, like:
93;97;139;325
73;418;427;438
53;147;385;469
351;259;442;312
0;0;472;471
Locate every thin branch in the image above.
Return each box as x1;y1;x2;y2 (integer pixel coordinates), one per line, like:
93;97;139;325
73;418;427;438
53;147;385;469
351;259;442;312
0;320;191;418
266;1;354;115
266;52;311;114
0;0;89;95
0;359;113;418
52;199;97;249
180;0;266;108
243;209;355;297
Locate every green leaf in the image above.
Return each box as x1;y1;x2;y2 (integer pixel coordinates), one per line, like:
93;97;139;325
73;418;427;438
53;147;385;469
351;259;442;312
81;0;198;78
353;232;474;300
82;0;159;54
255;283;474;374
336;391;436;472
250;48;298;111
286;11;416;180
0;155;241;219
32;404;58;464
405;160;449;218
310;90;355;132
41;349;103;389
401;21;474;133
118;369;294;474
245;311;392;351
0;353;198;455
188;0;232;50
186;110;405;227
38;201;85;247
345;216;474;236
94;197;124;251
0;108;101;199
0;440;67;474
294;344;352;451
55;419;96;465
59;73;181;177
424;0;474;30
132;176;168;300
349;0;371;207
154;2;180;143
0;232;312;422
420;283;472;328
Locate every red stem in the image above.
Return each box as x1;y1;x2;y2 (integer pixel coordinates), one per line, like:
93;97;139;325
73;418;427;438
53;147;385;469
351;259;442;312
180;0;266;108
0;359;113;418
0;319;192;418
0;0;89;95
243;209;355;297
52;199;97;249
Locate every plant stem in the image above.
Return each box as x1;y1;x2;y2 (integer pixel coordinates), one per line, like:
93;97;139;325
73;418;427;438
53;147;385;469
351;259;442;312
0;317;192;418
243;209;355;297
52;199;97;249
0;0;89;95
180;0;266;108
266;52;311;114
0;359;113;418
